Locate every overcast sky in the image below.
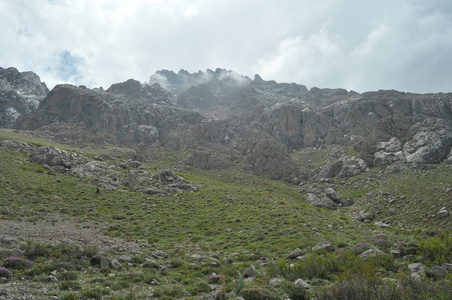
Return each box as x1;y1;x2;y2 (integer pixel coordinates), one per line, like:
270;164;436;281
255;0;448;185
1;0;452;93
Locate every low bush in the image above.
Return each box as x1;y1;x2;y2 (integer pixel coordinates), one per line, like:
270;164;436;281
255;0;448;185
239;285;278;300
3;257;32;270
418;232;452;265
0;267;11;278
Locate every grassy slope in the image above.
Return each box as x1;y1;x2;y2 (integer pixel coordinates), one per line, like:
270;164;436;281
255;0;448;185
1;130;452;299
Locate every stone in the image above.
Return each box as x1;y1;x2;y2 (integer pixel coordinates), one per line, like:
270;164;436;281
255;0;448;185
374;221;391;228
428;265;448;279
223;256;234;264
359;249;384;259
325;188;341;203
436;209;450;219
269;278;284;286
110;258;122;269
294;278;311;289
305;193;337;210
312;241;335;253
408;263;426;277
340;198;355;207
288;248;303;259
243;266;257;278
190;254;204;261
42;275;58;282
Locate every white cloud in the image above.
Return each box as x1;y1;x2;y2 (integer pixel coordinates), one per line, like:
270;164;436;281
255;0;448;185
1;0;452;93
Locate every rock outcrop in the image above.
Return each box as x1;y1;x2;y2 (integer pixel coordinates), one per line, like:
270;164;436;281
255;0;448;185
7;67;452;178
0;67;48;128
14;84;204;148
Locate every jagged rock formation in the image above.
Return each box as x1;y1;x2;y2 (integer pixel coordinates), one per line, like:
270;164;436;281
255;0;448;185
14;84;204;148
5;66;452;179
0;67;48;128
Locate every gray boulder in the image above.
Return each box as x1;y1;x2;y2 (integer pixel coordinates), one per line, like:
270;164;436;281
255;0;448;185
288;248;303;259
325;188;341;204
403;119;452;164
243;266;257;278
312;241;335;253
436;208;450;219
359;249;384;259
294;278;311;289
305;193;337;210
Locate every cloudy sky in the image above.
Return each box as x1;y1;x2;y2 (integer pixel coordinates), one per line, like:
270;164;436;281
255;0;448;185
1;0;452;93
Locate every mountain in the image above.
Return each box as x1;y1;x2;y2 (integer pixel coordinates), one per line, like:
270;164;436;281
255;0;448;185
1;67;452;299
4;67;452;179
0;67;48;128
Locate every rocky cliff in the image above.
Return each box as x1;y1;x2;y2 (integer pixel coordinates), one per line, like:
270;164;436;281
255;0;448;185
14;84;204;149
6;67;452;179
0;67;48;128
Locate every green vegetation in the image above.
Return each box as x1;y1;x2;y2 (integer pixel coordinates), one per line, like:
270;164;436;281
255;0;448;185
1;130;452;299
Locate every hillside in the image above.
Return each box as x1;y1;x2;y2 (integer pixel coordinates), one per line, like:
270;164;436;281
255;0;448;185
1;67;452;299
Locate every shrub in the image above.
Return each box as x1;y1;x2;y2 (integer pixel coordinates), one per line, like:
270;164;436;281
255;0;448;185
239;285;278;300
0;267;11;278
57;271;78;281
353;242;371;254
152;285;184;298
3;257;32;270
79;287;110;300
110;280;130;291
55;243;83;259
418;233;452;265
21;241;52;259
82;244;99;257
58;280;81;291
131;255;146;264
280;281;309;300
233;274;246;295
188;280;212;295
61;292;78;300
375;239;391;251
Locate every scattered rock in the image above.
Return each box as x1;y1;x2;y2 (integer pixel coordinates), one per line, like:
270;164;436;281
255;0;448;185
312;241;335;253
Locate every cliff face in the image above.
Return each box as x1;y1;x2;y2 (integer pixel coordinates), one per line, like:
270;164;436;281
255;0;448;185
0;67;48;128
8;67;452;178
14;84;204;148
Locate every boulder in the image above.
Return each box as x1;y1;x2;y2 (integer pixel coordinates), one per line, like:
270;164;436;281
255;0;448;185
359;249;384;259
325;188;341;204
305;193;337;210
436;208;450;219
288;248;303;259
312;241;335;253
269;278;284;286
294;278;311;289
403;119;452;164
408;263;426;277
243;266;257;278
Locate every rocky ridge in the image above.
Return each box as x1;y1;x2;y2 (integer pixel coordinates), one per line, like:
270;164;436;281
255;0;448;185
3;67;452;180
0;67;48;128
